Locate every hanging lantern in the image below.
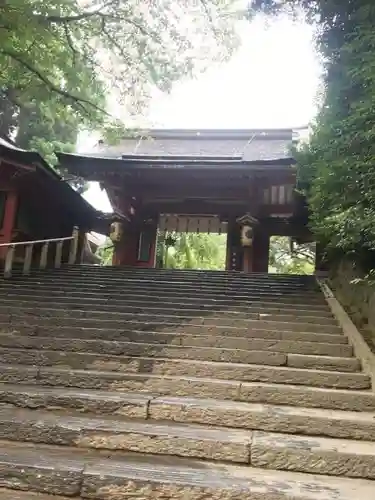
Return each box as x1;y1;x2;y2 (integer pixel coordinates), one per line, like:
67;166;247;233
241;225;254;247
165;235;176;248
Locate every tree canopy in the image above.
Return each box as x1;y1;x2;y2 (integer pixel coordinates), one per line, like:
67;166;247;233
162;233;227;270
1;0;237;163
269;236;315;274
252;1;375;267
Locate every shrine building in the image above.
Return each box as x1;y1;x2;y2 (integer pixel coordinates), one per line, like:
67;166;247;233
57;128;312;272
0;138;102;266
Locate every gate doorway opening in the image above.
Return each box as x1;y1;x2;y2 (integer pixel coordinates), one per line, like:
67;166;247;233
157;232;227;270
156;215;227;270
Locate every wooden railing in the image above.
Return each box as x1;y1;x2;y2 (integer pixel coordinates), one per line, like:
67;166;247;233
0;226;80;278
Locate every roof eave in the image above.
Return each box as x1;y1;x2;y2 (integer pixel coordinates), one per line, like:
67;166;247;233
57;152;295;175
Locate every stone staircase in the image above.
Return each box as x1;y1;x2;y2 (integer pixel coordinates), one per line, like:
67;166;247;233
0;266;373;499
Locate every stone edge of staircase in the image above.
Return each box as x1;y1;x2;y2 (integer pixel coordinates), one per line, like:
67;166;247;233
317;278;375;388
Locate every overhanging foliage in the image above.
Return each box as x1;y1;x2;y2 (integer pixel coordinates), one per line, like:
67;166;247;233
252;1;375;265
0;0;237;163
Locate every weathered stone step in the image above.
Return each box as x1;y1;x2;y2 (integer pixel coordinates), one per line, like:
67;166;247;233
0;277;327;307
0;440;373;500
9;267;316;286
2;364;373;410
50;269;317;284
0;295;334;319
0;322;348;346
251;431;375;479
2;408;375;478
0;276;322;295
0;408;253;463
0;332;353;358
58;265;316;280
0;286;326;308
0;311;343;334
0;342;362;374
2;384;375;441
0;383;152;417
151;396;375;441
0;288;331;311
0;344;283;368
0;346;365;386
0;489;74;500
0;305;340;330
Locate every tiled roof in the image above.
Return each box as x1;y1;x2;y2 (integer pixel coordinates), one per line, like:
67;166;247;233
90;129;294;162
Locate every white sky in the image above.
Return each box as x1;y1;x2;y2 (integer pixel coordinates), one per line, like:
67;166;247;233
83;15;321;213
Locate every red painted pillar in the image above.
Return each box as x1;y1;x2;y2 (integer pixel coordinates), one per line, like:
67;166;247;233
0;191;18;260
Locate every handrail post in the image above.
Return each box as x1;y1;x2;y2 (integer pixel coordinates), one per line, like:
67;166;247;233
23;244;34;275
40;242;49;269
55;241;63;268
68;226;79;265
79;233;87;264
4;245;15;278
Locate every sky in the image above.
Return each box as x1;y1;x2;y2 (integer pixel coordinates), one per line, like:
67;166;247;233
148;17;321;129
83;15;321;214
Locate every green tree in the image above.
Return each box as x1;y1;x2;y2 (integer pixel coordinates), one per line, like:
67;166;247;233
252;1;375;268
269;236;315;274
1;0;237;163
161;232;227;270
15;100;79;167
96;238;114;265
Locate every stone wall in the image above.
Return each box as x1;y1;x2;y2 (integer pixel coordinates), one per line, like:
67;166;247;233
329;261;375;352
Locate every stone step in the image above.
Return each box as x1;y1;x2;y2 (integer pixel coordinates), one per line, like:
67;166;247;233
0;312;343;334
0;280;327;304
0;286;327;308
0;408;253;463
0;440;373;500
49;267;317;281
2;364;373;410
0;489;74;500
0;343;362;375
150;395;375;441
0;305;341;330
8;267;316;285
2;384;375;441
0;276;322;295
0;332;353;358
0;289;331;311
0;296;334;318
251;431;375;479
55;265;316;279
0;323;349;346
0;347;365;386
1;408;375;478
